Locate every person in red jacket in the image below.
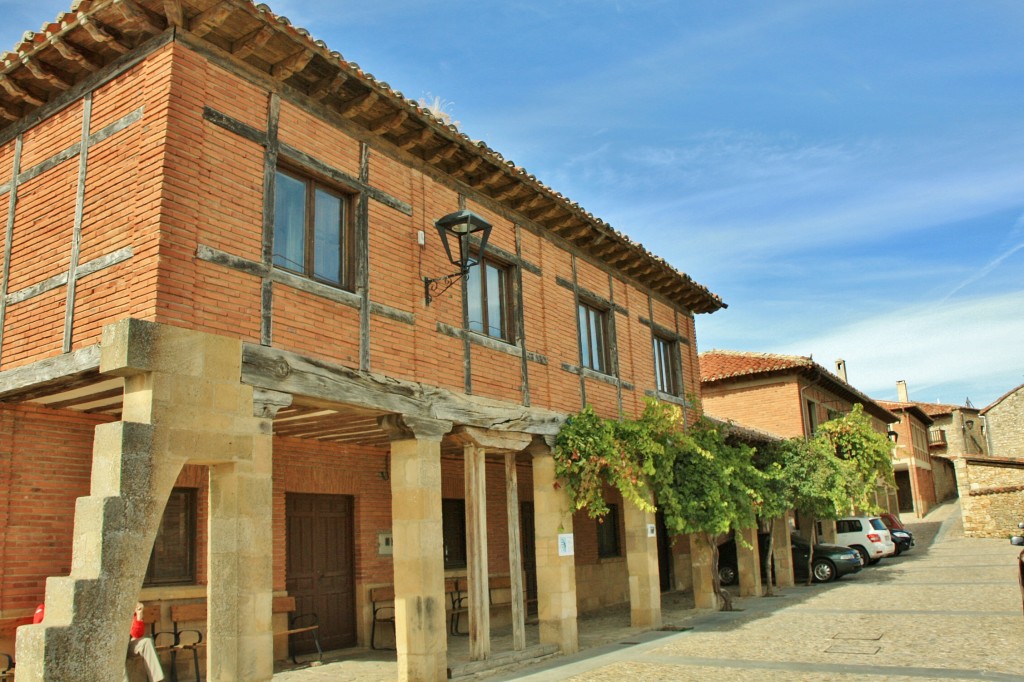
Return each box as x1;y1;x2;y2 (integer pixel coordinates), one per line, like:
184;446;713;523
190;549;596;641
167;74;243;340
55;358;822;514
32;602;164;682
126;601;165;682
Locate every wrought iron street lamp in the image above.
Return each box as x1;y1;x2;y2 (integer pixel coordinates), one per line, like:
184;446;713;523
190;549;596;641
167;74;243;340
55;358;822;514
423;209;492;305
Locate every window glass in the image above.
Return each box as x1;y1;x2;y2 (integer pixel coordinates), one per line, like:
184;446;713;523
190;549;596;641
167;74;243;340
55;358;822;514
653;335;680;395
273;168;351;289
466;259;511;341
313;188;342;284
578;302;609;373
274;171;306;273
870;518;886;531
145;488;197;586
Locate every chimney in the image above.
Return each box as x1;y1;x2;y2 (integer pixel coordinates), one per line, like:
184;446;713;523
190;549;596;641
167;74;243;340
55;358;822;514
834;359;847;383
897;380;909;403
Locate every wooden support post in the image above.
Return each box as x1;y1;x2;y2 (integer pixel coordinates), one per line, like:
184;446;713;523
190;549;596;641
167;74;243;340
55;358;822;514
505;452;526;651
464;442;490;661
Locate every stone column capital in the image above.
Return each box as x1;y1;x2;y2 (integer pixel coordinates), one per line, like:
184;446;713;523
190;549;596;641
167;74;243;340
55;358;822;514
526;435;556;458
450;426;533;453
378;414;453;442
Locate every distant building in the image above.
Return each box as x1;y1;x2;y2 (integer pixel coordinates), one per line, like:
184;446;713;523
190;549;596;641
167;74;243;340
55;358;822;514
980;383;1024;458
699;351;900;515
875;397;938;517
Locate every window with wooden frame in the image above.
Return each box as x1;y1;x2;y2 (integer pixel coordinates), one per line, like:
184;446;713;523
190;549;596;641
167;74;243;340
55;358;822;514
466;257;513;341
442;498;467;570
144;487;197;586
273;167;354;289
578;300;611;374
597;504;621;558
652;334;682;396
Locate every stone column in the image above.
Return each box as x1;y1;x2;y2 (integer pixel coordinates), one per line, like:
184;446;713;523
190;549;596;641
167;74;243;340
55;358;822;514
16;319;273;681
529;438;578;654
688;533;717;610
735;527;762;598
381;415;452;682
623;500;661;628
771;514;795;588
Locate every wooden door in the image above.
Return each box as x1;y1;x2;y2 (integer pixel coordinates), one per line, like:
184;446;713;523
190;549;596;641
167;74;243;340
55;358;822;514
656;510;673;592
286;493;356;653
520;501;537;615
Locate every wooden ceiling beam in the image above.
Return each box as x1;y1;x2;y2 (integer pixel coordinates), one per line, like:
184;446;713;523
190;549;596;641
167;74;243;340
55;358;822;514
50;37;104;71
426;141;459;164
21;59;72;91
396;125;432;151
369;108;407;134
271;49;314;80
114;0;165;33
0;76;44;107
161;0;185;28
232;25;276;59
338;90;378;119
451;155;483;179
189;0;233;38
78;15;129;54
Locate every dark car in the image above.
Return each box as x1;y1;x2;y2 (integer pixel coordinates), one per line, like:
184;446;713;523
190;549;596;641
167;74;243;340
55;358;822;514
718;532;863;585
879;513;915;555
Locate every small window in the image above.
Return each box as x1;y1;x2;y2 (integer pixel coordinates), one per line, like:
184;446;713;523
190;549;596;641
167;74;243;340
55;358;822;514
578;301;610;374
652;334;681;395
806;399;819;435
273;168;353;288
467;258;513;341
442;498;467;569
144;488;197;586
597;504;621;558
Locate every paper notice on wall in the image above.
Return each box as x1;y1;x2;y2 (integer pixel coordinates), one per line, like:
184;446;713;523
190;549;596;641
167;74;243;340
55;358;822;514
558;533;575;556
647;523;657;538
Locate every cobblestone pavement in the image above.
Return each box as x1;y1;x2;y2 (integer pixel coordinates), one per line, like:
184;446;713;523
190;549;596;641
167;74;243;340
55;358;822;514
274;501;1024;681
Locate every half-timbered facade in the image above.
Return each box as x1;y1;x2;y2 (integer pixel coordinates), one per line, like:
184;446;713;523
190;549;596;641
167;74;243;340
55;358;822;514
0;2;723;680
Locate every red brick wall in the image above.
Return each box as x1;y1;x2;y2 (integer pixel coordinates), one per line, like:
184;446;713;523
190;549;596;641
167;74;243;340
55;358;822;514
702;378;804;437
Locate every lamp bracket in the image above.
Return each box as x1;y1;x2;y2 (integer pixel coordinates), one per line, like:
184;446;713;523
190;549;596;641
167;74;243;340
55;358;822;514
424;268;468;305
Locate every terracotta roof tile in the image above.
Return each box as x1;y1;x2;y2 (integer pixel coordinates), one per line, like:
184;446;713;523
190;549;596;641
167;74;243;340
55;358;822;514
699;350;814;383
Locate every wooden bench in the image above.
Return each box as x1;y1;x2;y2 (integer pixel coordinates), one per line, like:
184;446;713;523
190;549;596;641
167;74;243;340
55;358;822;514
144;598;320;681
370;579;464;649
449;575;520;635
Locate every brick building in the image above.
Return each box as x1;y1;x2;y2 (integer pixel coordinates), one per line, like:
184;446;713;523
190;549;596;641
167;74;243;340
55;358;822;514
0;2;724;680
699;352;900;516
875;399;937;518
980;383;1024;458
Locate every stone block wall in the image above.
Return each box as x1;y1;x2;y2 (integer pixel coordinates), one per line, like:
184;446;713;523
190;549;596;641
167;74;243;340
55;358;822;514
984;385;1024;458
955;456;1024;538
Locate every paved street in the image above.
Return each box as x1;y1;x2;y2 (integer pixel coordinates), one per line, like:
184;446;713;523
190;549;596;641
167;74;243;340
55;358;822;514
274;501;1024;681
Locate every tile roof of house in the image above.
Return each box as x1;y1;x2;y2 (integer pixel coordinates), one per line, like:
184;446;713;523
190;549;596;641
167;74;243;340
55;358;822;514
699;350;899;424
913;402;977;418
874;400;934;425
0;0;725;315
704;414;784;444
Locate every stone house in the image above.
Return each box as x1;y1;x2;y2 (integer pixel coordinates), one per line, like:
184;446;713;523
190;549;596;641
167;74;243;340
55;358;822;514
980;383;1024;458
0;1;725;680
699;352;901;518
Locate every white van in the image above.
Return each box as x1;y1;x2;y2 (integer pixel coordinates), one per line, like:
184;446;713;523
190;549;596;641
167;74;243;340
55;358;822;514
832;516;895;565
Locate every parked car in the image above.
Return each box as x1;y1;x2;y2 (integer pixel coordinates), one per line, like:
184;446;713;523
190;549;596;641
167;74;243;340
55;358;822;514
718;532;862;584
790;533;863;582
879;513;915;555
833;516;895;565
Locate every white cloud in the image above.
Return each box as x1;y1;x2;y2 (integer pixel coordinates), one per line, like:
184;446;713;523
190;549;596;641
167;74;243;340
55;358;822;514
773;291;1024;406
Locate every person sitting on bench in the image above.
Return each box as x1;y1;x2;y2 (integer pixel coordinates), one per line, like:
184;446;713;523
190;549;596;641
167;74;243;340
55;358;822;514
33;601;165;682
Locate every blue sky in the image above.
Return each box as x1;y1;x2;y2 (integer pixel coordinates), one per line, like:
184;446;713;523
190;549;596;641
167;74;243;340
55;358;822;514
3;1;1023;408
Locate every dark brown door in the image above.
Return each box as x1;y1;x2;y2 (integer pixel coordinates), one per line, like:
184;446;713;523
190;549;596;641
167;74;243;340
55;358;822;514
895;471;914;512
286;493;356;653
520;502;537;615
656;510;673;592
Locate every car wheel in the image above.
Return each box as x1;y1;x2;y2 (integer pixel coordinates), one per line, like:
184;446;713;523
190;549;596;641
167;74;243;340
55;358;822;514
852;545;870;566
868;557;881;565
719;564;737;586
893;543;902;556
812;559;836;582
